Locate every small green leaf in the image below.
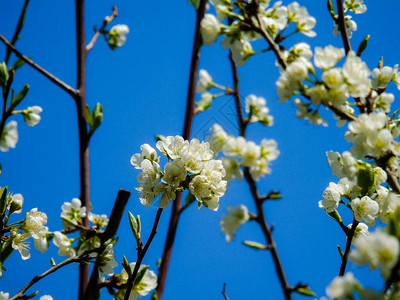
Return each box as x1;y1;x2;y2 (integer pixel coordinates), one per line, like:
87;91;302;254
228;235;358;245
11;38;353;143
0;240;14;263
268;191;283;200
122;255;132;276
151;291;159;300
136;215;141;238
0;62;9;88
85;105;93;127
337;245;344;259
10;84;29;110
50;258;56;267
327;0;335;18
185;192;196;207
11;58;26;71
128;211;140;240
295;287;316;297
155;135;165;142
327;210;342;224
92;103;103;130
242;240;268;250
26;291;39;299
133;266;149;286
0;186;8;216
357;35;370;57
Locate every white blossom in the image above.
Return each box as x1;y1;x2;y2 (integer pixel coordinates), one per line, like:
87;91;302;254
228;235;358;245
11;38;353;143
196;92;213;112
156;135;189;159
201;14;220;46
7;193;23;214
348;222;369;244
245;94;273;125
136;159;162;185
220;205;249;242
221;157;243;181
61;198;87;226
53;231;75;257
287;2;316;37
39;296;53;300
97;244;118;280
207;124;229;155
130;144;159;169
333;15;357;38
221;36;254;66
318;182;341;213
23;208;48;239
107;24;129;49
351;196;379;226
196;70;213;93
326;272;358;299
372;66;397;89
23;106;42;126
223;136;246;157
0;121;18;152
34;235;49;254
344;0;367;14
88;212;109;228
0;292;9;300
11;232;30;260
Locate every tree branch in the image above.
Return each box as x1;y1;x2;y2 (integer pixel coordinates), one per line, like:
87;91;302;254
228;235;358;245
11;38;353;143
229;50;293;299
5;0;30;64
156;1;207;298
339;217;358;276
222;283;230;300
0;34;77;97
124;208;163;300
83;189;131;299
86;6;118;52
335;0;352;54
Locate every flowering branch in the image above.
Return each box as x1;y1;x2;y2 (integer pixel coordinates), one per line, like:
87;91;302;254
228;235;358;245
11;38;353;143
335;0;352;54
339;217;359;276
84;189;131;299
4;0;30;65
229;52;294;300
0;34;77;97
9;249;100;300
86;6;118;52
124;208;163;300
156;0;207;297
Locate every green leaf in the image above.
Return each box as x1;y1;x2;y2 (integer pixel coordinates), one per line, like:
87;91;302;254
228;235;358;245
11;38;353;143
185;192;196;207
268;191;283;200
327;210;342;224
50;258;56;267
327;0;335;18
337;245;344;259
133;266;149;286
357;163;375;196
0;186;8;216
11;58;26;71
10;84;29;110
295;287;316;297
357;35;370;57
151;291;159;300
0;240;14;263
85;105;93;127
128;211;140;240
122;255;132;276
92;103;103;130
242;240;268;250
26;291;39;299
0;62;9;88
155;135;165;142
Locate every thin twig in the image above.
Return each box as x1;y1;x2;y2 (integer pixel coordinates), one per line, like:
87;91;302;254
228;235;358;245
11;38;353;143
156;1;207;298
339;217;358;276
335;0;352;54
229;51;293;300
10;249;98;300
84;189;131;300
222;283;230;300
86;6;118;52
124;208;163;300
0;34;77;97
5;0;30;64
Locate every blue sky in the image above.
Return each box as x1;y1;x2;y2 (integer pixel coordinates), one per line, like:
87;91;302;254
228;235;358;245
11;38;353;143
1;0;400;299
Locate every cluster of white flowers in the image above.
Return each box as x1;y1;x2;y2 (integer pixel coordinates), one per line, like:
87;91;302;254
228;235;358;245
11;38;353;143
97;244;118;281
0;121;18;152
220;205;249;242
208;124;279;181
132;136;227;211
344;0;367;14
345;112;400;158
350;229;399;277
61;198;87;226
107;24;129;49
326;272;359;299
114;263;157;300
245;94;273;125
332;0;366;39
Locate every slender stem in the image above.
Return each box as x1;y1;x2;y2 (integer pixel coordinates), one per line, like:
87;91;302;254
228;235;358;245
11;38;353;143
156;1;207;298
84;189;131;300
336;0;352;54
75;0;91;298
86;6;118;52
0;34;77;97
339;217;358;276
10;250;97;300
5;0;30;64
229;52;293;300
222;283;230;300
124;208;163;300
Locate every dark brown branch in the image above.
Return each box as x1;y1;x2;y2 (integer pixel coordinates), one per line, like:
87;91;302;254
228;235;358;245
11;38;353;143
10;250;98;300
156;1;207;298
86;6;118;52
335;0;352;54
84;189;131;300
5;0;30;64
229;51;293;299
222;283;230;300
124;208;163;300
0;34;77;97
75;0;91;298
339;217;358;276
